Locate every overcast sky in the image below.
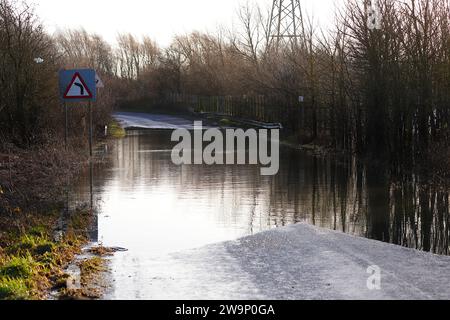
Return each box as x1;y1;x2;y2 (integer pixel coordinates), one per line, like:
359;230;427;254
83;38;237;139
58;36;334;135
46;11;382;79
33;0;340;46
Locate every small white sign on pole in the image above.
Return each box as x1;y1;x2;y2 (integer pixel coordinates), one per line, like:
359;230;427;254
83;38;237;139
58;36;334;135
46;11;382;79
95;73;104;88
298;96;304;103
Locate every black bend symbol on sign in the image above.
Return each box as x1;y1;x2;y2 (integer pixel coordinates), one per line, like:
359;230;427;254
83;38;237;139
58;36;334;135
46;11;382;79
74;82;84;95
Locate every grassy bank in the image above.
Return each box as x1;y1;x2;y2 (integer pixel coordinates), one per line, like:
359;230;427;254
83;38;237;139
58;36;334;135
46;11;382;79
0;209;114;300
108;121;126;139
0;213;88;300
0;126;124;300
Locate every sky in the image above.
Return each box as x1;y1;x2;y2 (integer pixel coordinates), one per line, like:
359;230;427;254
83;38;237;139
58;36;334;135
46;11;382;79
33;0;339;47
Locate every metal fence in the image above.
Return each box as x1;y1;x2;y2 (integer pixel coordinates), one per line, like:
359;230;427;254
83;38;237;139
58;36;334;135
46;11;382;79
165;93;306;133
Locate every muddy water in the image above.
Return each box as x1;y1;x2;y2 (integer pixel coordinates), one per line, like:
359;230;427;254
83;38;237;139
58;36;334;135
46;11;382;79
72;130;449;299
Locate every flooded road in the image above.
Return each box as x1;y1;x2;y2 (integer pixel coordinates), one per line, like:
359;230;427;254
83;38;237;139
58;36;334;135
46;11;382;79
72;122;449;299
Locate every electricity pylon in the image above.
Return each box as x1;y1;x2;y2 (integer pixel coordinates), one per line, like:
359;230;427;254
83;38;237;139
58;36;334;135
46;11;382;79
267;0;304;48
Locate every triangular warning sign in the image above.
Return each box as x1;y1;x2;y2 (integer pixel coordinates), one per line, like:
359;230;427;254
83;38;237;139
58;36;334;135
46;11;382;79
64;72;93;99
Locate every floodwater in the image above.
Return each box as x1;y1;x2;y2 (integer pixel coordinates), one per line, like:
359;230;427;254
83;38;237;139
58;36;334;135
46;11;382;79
72;129;449;299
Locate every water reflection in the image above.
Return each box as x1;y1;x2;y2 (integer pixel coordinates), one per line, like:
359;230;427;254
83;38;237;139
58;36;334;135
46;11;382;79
74;130;449;256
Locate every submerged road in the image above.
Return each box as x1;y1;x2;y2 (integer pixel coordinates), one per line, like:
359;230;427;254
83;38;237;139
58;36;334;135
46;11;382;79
114;112;208;130
105;223;450;300
103;112;450;300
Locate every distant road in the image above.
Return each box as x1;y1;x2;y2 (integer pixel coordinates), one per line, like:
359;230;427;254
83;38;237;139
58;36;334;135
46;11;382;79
113;112;209;130
104;223;450;300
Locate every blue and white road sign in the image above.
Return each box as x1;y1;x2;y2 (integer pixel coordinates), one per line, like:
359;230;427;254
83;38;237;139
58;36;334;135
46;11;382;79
59;69;97;102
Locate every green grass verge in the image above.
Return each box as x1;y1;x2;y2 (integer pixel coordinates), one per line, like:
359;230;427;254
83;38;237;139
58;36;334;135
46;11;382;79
0;232;85;300
0;278;29;300
108;121;126;139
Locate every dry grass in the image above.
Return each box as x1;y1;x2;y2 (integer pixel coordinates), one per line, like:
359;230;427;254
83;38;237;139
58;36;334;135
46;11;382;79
0;144;86;214
59;256;108;300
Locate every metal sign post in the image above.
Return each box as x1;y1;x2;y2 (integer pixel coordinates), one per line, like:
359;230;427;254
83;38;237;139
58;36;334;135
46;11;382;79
64;102;68;151
59;69;97;157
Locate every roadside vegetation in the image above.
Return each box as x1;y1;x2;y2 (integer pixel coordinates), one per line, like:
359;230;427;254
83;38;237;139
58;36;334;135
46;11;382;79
0;216;88;300
107;121;126;139
0;0;121;299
